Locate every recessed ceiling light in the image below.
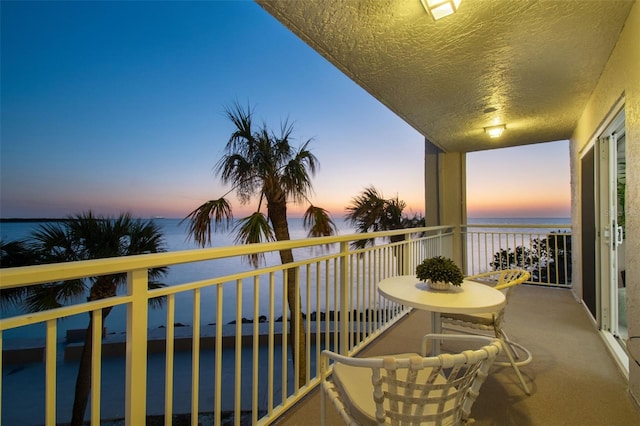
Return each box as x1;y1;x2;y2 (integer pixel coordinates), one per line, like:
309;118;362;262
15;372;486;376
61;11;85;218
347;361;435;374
421;0;462;21
485;124;506;138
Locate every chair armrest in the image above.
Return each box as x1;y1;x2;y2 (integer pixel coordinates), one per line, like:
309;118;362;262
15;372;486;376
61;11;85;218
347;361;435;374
466;270;503;281
321;350;382;369
466;269;530;290
494;270;530;290
321;349;424;371
421;334;500;357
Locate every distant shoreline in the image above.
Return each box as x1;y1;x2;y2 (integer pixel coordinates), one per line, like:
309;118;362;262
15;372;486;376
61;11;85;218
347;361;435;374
0;216;571;230
0;218;179;223
0;218;71;223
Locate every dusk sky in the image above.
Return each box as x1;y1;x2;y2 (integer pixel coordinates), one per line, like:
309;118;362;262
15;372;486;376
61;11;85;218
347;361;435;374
1;1;570;221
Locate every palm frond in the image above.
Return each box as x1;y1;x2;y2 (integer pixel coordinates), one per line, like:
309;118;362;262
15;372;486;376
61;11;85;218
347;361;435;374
296;140;319;175
350;238;374;251
11;212;168;315
282;150;317;204
255;127;280;180
225;101;255;152
303;205;337;238
148;281;167;309
0;286;29;310
30;223;79;263
216;153;258;202
24;283;69;312
381;197;406;230
1;238;37;267
233;212;275;244
345;186;386;233
271;119;295;164
401;213;426;232
24;290;60;312
66;211;109;258
56;279;90;303
345;186;423;248
0;241;39;308
126;219;167;255
183;198;233;247
233;212;275;267
148;266;169;283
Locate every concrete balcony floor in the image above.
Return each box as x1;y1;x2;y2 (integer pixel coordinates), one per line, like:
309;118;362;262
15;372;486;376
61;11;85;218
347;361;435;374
277;285;640;426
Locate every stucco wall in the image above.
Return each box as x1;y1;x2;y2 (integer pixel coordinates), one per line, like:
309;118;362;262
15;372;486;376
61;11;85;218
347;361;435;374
570;1;640;405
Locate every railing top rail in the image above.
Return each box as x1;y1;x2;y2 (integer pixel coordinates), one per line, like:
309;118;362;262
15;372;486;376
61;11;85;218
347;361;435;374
0;225;453;289
462;224;571;230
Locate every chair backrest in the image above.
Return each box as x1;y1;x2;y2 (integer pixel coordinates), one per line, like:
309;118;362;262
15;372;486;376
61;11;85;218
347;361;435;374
323;338;502;425
467;269;530;295
464;269;530;325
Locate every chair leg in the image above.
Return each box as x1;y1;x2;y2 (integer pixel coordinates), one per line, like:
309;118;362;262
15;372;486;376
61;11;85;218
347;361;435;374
494;339;533;367
498;337;531;395
495;328;532;367
320;382;326;426
500;329;525;360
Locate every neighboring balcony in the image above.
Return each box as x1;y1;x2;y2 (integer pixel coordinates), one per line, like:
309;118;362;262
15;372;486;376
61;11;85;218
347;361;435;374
4;223;634;426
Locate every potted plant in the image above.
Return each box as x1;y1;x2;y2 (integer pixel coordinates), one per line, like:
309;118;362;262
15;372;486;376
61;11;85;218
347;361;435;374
416;256;464;290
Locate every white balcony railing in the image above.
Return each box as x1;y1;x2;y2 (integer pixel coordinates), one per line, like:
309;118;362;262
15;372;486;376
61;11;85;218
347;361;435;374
464;223;572;287
0;223;571;425
1;226;454;426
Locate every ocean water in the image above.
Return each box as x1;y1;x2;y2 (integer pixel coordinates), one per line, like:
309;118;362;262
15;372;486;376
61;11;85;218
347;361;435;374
1;217;357;341
1;216;572;425
467;216;570;226
1;217;569;342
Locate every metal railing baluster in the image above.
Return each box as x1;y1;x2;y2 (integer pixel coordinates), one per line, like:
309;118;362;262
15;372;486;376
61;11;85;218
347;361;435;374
1;225;520;425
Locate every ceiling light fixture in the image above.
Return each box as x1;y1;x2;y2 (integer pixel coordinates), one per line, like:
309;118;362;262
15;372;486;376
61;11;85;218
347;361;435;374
420;0;462;21
485;124;506;138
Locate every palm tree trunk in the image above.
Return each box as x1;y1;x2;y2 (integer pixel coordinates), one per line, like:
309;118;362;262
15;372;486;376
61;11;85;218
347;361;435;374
390;234;406;275
70;319;94;426
285;265;306;388
70;284;114;426
268;201;307;388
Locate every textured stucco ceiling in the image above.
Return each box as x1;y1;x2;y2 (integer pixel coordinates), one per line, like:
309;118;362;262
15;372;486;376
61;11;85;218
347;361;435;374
256;0;634;153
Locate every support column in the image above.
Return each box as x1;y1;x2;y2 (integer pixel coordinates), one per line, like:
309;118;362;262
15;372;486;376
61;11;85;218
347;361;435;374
424;139;467;267
424;140;440;227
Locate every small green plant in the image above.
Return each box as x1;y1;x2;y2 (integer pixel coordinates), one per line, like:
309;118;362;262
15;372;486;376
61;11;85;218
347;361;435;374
415;256;464;286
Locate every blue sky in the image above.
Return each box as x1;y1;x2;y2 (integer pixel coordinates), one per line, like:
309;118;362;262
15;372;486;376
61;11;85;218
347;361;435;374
1;1;570;220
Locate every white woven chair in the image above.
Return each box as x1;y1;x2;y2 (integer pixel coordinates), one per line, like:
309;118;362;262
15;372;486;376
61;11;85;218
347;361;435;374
320;334;502;426
440;269;532;395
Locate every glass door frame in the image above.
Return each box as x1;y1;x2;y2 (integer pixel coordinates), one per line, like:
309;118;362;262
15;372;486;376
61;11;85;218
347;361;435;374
595;106;628;376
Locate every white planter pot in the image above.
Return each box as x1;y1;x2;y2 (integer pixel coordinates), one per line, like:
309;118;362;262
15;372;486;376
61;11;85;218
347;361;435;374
428;280;452;291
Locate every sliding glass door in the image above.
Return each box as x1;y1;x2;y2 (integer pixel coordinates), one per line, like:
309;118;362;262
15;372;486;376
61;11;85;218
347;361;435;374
596;108;627;363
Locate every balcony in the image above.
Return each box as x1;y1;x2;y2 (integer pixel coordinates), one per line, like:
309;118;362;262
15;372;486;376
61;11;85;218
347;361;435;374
1;224;637;425
281;285;639;425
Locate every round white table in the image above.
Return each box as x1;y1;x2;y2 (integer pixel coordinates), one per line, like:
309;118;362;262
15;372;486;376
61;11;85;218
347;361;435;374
378;275;505;353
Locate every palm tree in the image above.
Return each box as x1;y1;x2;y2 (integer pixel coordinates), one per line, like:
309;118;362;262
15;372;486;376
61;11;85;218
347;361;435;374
1;238;39;307
1;212;168;426
184;102;336;386
345;186;425;250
